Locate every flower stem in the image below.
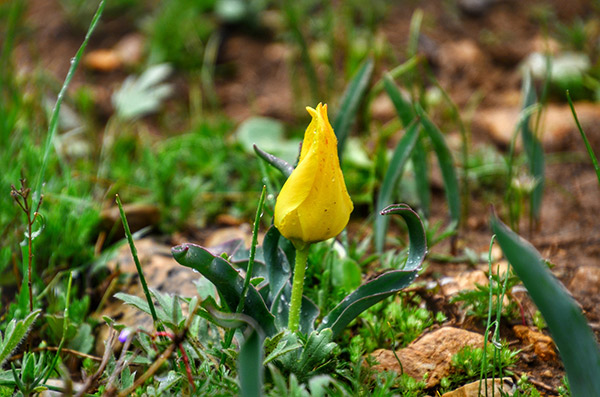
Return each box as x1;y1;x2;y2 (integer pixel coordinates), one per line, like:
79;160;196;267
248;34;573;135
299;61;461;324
288;244;310;332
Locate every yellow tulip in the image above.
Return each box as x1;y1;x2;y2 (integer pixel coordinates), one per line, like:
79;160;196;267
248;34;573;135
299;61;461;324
274;103;353;245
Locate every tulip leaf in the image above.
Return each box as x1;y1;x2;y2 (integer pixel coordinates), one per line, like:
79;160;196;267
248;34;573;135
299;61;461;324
520;72;544;221
383;73;414;127
491;214;600;396
263;226;291;310
201;303;264;397
253;144;294;178
262;227;320;334
262;225;316;333
379;204;427;271
271;283;320;335
317;270;417;338
239;326;263;397
416;104;460;228
171;243;277;336
318;204;426;338
374;121;419;253
334;57;374;160
411;136;431;217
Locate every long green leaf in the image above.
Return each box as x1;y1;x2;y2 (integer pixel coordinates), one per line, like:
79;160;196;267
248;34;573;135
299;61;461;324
201;303;264;397
416;104;460;227
319;204;426;337
172;244;277;336
520;72;544;221
383;73;414;127
374;122;419;253
239;327;263;397
411;135;431;217
491;215;600;396
334;57;374;160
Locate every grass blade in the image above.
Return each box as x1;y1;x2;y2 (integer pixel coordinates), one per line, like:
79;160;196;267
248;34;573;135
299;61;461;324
566;90;600;185
491;214;600;396
374;121;419;252
34;0;105;201
333;57;374;160
416;105;461;228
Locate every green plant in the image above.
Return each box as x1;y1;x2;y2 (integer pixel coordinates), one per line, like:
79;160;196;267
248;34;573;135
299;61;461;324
443;344;518;389
450;271;521;321
355;294;443;353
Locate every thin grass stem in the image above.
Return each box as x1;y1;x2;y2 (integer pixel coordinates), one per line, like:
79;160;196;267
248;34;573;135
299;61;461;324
115;194;159;327
566;90;600;185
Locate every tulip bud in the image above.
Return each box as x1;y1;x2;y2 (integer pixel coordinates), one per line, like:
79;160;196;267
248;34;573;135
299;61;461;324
274;103;353;245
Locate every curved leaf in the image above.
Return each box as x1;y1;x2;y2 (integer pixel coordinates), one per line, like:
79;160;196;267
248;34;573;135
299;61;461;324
318;270;417;338
318;204;426;337
334;57;374;159
416;104;460;227
172;243;277;336
491;214;600;396
379;204;427;271
374;121;419;253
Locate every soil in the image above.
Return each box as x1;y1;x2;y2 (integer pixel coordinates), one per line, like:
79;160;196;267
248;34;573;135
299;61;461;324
15;0;600;395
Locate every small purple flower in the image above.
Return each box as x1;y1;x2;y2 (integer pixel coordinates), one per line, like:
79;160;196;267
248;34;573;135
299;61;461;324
118;328;132;343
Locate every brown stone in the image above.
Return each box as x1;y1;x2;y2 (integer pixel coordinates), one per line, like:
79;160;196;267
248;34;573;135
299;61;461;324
84;49;122;72
513;325;557;361
473;102;600;152
441;378;515;397
569;265;600;296
370;327;484;388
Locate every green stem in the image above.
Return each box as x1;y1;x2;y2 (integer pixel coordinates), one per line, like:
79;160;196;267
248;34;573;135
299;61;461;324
115;194;160;328
288;245;310;332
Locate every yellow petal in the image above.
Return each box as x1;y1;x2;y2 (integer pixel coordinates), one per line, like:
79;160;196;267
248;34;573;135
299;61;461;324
274;103;353;244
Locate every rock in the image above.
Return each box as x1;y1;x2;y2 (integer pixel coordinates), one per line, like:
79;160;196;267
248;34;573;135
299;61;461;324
370;327;484;388
513;325;556;361
569;265;600;295
204;224;258;248
84;33;145;72
474;102;600;152
457;0;496;16
439;270;488;297
113;33;145;67
371;93;396;122
98;238;201;352
84;49;121;72
441;378;515;396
